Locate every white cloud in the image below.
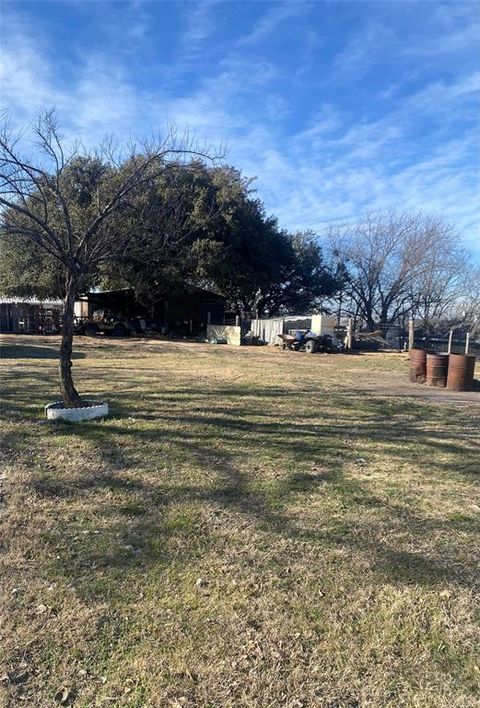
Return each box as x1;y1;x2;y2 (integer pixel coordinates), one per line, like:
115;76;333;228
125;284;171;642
0;14;63;121
405;2;480;58
399;73;480;115
182;0;217;44
1;3;479;257
332;21;394;77
177;0;220;61
236;1;312;47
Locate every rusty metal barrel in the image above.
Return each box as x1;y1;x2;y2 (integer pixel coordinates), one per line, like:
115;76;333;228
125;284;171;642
426;353;449;387
409;348;427;383
446;353;476;391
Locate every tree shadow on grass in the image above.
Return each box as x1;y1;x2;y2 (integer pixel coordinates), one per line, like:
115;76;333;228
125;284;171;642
25;381;477;490
35;461;479;597
3;372;479;599
0;343;85;359
96;398;479;480
16;393;478;598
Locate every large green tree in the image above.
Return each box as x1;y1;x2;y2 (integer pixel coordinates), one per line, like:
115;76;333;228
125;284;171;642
101;163;341;317
250;231;344;317
1;123;341;375
97;160;227;310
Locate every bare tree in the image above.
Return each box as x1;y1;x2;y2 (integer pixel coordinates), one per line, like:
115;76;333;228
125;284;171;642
411;244;471;333
0;110;219;406
447;264;480;336
328;211;468;330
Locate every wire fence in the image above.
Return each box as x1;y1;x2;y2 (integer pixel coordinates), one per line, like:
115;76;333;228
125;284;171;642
413;336;480;359
335;320;480;358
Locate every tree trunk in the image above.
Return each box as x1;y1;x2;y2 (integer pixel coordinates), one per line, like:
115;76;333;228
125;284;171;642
59;274;83;406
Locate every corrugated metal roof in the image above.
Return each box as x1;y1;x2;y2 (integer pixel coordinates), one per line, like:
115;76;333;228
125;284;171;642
0;297;63;306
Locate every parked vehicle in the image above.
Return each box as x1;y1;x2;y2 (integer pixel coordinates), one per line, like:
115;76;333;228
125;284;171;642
278;330;342;353
74;309;146;337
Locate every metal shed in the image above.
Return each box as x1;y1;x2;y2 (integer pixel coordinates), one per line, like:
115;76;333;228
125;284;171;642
0;297;63;334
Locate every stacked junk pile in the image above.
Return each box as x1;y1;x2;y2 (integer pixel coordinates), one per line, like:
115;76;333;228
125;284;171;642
409;349;476;391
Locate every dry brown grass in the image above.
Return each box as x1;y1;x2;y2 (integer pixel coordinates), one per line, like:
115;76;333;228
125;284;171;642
0;335;479;707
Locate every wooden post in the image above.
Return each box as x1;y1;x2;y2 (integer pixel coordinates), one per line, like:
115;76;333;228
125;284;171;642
408;319;415;352
448;329;454;355
465;332;470;355
235;315;240;327
346;318;353;352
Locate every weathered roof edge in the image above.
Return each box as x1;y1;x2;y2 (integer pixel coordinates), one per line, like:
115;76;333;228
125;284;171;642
0;296;63;306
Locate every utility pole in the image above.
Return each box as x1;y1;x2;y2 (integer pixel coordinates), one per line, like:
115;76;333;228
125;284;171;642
346;318;353;352
448;329;454;355
408;319;415;352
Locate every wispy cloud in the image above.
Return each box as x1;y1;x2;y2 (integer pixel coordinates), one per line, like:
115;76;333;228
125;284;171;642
237;1;312;46
405;1;480;58
125;1;152;41
332;21;394;77
1;1;479;255
0;13;60;121
179;0;219;57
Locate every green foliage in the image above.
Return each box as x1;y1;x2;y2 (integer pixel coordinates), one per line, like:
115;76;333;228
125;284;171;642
0;155;115;299
0;231;65;298
106;161;342;316
1;156;342;316
252;231;345;317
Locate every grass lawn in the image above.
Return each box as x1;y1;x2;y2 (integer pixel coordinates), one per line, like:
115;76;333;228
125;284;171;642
1;336;479;707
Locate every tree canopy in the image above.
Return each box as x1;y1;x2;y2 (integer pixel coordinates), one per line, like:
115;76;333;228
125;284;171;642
1;154;341;318
92;161;342;317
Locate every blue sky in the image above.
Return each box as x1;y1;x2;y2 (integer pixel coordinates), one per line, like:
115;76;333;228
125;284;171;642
1;0;479;254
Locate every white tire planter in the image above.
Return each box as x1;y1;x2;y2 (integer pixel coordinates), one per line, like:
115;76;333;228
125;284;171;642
45;401;109;422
